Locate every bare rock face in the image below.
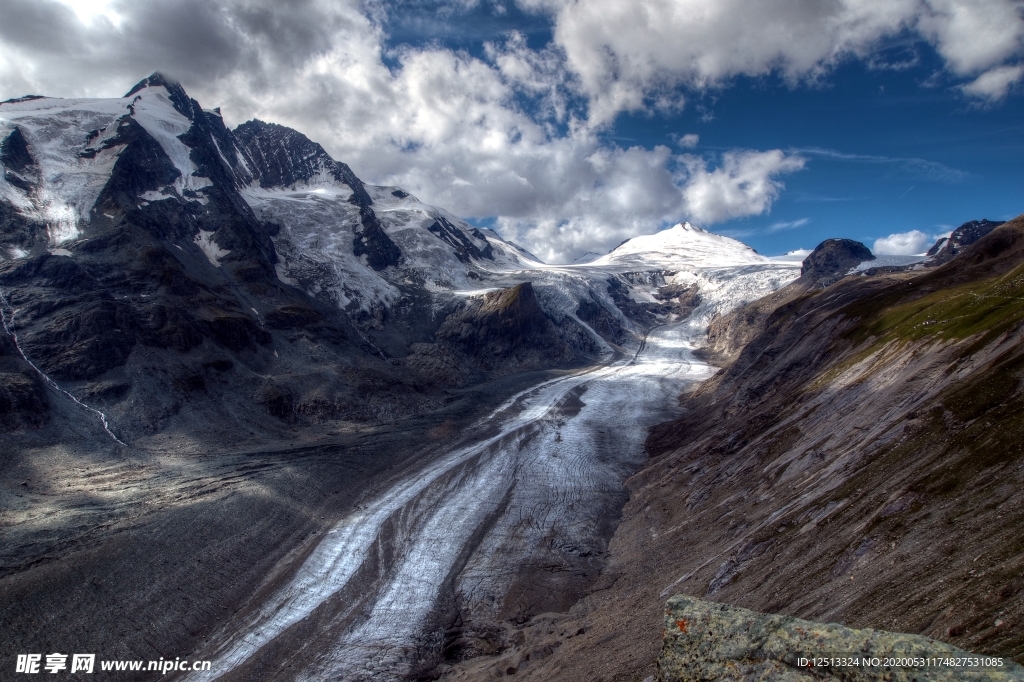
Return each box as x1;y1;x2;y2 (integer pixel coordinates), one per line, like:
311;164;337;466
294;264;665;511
928;219;1005;264
799;238;874;286
0;332;47;431
658;595;1024;681
233;118;402;270
435;282;597;372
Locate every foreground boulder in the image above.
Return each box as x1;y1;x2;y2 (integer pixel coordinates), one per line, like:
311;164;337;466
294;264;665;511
658;595;1024;681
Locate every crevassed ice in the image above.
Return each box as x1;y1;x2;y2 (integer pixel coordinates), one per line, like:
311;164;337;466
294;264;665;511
43;199;80;246
1;100;128;222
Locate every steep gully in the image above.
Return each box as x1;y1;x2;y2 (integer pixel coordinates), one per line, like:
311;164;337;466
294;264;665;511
0;287;125;445
185;322;715;681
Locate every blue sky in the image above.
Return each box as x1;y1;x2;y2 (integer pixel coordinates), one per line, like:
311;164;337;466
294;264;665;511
376;0;1024;257
1;0;1022;261
657;59;1024;255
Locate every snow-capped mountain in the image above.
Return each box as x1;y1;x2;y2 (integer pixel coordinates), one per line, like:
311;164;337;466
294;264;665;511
233;120;537;318
590;222;766;269
0;73;799;444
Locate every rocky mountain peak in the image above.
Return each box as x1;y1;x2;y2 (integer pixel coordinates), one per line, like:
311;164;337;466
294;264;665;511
1;126;37;191
0;126;34;173
123;72;197;120
231;119;400;269
234;119;341;190
800;238;874;285
928;218;1005;264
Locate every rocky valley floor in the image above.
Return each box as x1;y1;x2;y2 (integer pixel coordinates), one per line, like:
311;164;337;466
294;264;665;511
0;367;566;680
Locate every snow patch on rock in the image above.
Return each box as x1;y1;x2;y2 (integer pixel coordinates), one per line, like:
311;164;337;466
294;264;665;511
194;230;229;266
129;87;211;195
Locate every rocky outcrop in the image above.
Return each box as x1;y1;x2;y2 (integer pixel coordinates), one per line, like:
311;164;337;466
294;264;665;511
699;237;875;363
696;283;805;365
427;215;494;263
927;219;1004;264
233;119;340;190
233;118;402;270
576;297;631;346
658;596;1024;681
0;333;48;431
799;238;874;286
1;127;37;191
420;282;598;380
124;72;198;120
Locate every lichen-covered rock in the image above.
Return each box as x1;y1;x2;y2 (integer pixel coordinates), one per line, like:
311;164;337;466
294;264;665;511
658;595;1024;681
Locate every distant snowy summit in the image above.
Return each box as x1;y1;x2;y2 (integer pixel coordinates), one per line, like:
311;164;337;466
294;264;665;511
589;222;773;270
571;251;602;264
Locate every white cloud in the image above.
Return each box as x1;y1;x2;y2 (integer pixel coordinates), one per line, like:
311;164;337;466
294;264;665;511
961;63;1024;100
530;0;1024;123
51;0;123;25
0;0;807;263
795;147;970;183
679;150;806;226
917;0;1024;75
873;229;930;255
677;133;699;148
490;146;803;262
768;218;810;233
0;0;1018;262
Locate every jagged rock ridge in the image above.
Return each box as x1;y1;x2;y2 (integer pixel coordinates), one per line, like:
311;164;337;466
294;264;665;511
928;218;1005;264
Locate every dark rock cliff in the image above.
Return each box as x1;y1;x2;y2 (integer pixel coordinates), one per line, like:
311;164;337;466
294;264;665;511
928;218;1005;264
799;238;874;286
233;118;402;270
405;282;599;386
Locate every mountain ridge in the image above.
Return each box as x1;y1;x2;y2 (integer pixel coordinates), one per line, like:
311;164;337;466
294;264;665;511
443;214;1024;681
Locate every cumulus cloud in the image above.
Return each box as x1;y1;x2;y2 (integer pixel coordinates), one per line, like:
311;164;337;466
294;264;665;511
490;146;803;262
873;230;931;255
679;150;805;226
676;133;699;148
0;0;1018;261
532;0;1024;122
0;0;809;262
961;63;1024;99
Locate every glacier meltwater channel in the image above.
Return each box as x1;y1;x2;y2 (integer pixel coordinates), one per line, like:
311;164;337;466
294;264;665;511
186;322;716;681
